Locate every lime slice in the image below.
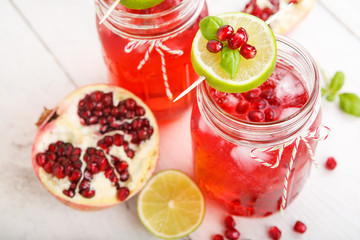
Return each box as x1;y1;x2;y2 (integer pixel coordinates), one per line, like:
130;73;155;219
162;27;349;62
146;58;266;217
137;169;205;239
191;12;277;93
120;0;164;10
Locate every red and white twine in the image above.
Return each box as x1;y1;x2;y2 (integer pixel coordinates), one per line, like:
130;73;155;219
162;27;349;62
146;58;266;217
124;34;184;100
250;125;331;213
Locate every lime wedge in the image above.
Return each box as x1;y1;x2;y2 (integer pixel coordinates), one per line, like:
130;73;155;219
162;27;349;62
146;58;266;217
120;0;164;10
191;12;277;93
137;169;205;239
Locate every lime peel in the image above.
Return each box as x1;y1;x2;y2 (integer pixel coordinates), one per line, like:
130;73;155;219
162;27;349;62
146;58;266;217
120;0;164;10
137;169;205;239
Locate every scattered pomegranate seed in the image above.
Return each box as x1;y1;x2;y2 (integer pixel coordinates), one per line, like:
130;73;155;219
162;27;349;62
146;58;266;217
293;220;307;233
325;157;337;170
212;234;224;240
268;226;281;240
224;228;240;240
224;215;236;229
240;43;257;59
289;0;298;4
217;25;234;41
207;40;223;53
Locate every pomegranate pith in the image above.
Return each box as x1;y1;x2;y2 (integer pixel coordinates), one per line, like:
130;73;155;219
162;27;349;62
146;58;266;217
32;84;159;210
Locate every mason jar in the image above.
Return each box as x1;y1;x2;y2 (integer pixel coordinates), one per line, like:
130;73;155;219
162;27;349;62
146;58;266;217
95;0;208;120
191;35;323;217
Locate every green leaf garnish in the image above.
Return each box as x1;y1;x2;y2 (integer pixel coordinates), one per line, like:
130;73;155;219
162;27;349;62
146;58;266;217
199;16;227;41
321;70;360;117
220;46;241;79
339;93;360;117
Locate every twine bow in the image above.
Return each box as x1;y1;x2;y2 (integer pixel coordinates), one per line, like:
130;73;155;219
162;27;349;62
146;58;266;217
124;34;183;100
250;124;331;213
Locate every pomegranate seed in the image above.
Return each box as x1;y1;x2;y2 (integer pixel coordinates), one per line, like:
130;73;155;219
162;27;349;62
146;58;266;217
216;25;234;41
261;88;275;100
126;149;135;159
113;134;124;146
63;189;75;198
91;91;103;102
135;106;145;116
268;226;281;240
265;108;278;122
79;179;90;190
245;88;261;100
117;187;130;201
36;153;47;166
69;169;82;182
81;188;95;198
98;157;108;171
110;174;118;183
72;147;81;156
325;157;337;170
212;234;224;240
235;100;249;114
248;110;264;122
227;31;248;50
119;171;129;181
207;40;223;53
48;143;57;152
293;220;307;233
116;161;129;173
125;111;135;119
269;97;281;107
104;168;113;178
224;215;236;229
251;98;267;109
224;228;240;240
88;162;99;174
289;0;298;4
131;119;142;130
102;94;113;106
240;43;257;59
52;164;65;179
83;169;93;180
125;98;136;110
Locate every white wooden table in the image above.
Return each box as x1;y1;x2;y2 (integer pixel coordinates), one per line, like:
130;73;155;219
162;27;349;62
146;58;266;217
1;0;360;239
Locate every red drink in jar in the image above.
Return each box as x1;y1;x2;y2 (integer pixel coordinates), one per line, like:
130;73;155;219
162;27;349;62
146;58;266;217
96;0;208;120
191;35;322;217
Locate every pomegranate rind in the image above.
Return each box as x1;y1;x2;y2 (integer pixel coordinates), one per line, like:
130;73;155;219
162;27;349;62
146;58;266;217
270;0;315;34
31;84;159;210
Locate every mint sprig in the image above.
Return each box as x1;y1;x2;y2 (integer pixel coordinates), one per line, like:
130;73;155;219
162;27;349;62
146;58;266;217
199;16;240;79
322;71;360;117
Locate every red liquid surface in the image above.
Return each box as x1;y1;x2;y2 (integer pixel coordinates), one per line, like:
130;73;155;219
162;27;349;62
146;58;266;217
96;0;208;120
191;62;321;217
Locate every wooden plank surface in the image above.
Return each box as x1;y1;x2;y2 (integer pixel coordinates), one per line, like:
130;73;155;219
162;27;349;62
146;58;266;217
1;0;359;239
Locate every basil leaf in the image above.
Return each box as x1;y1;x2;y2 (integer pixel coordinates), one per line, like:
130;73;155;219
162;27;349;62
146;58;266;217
326;93;336;102
220;46;241;79
329;71;345;94
199;16;227;40
339;93;360;117
321;87;327;97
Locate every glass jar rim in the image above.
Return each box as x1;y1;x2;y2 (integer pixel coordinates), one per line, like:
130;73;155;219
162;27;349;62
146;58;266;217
196;34;321;147
97;0;190;19
96;0;205;39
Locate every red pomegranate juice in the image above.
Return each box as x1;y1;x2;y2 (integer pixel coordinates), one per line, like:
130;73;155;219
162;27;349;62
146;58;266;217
96;0;208;120
191;61;322;217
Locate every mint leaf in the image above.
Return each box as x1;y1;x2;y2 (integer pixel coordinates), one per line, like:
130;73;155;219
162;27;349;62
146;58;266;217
339;93;360;117
199;16;227;40
220;46;241;79
329;71;345;94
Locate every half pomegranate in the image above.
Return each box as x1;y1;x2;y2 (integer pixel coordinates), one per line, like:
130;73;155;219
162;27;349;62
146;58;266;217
31;84;159;210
